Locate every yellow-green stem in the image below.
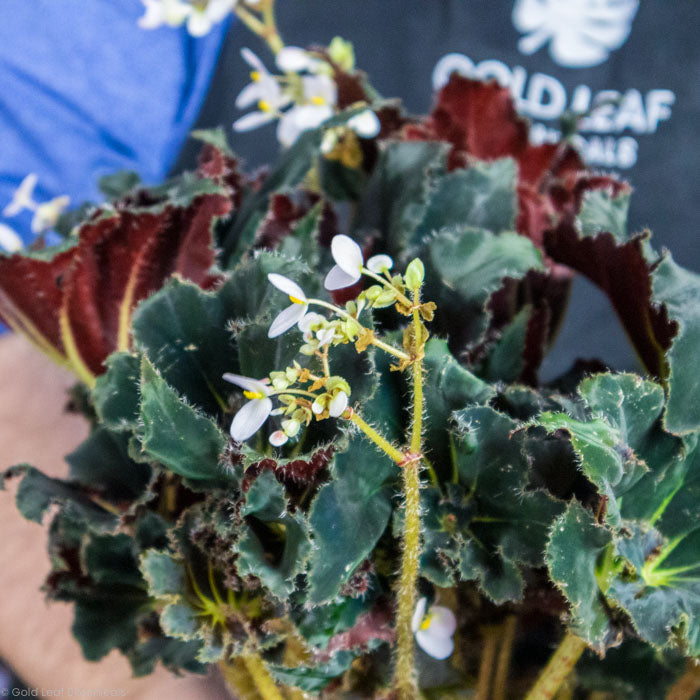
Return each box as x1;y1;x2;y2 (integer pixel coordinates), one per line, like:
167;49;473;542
493;616;518;700
233;3;283;54
524;632;586;700
394;454;421;699
394;289;426;699
241;653;285;700
348;411;404;464
476;626;500;700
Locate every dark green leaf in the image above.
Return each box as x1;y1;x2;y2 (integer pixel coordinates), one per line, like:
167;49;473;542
138;358;228;482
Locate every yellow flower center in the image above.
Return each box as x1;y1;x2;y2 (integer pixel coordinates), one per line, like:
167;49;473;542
289;295;305;304
310;95;326;106
243;390;264;400
419;613;433;631
250;70;261;82
258;99;271;112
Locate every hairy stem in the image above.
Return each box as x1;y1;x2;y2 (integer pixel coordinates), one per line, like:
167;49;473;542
348;410;405;464
476;625;499;700
394;454;421;699
524;632;586;700
394;290;426;699
493;616;518;700
233;3;284;54
241;653;285;700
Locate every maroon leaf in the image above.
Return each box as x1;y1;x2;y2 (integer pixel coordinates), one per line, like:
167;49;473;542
0;193;231;384
544;224;676;378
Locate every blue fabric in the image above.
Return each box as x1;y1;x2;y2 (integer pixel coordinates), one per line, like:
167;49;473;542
0;0;229;241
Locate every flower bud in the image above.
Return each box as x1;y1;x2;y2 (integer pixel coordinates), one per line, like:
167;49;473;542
405;258;425;289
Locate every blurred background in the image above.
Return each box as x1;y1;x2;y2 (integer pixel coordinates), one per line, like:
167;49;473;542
0;1;698;696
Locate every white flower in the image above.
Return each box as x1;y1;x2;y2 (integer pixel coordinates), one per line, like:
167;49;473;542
276;74;337;147
187;0;235;37
267;273;310;338
0;223;23;253
3;173;38;217
324;234;394;291
412;597;456;660
275;46;320;73
328;391;348;417
269;430;288;447
138;0;192;30
347;109;381;138
31;195;69;234
223;373;273;442
366;254;393;274
316;327;336;347
233;49;290;132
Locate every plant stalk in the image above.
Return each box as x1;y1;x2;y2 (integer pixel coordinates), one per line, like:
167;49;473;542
393;292;426;699
476;625;499;700
493;616;518;700
241;653;285;700
524;632;586;700
348;410;405;464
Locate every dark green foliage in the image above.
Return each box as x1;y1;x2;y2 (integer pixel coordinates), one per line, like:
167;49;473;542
237;471;310;598
139;357;229;483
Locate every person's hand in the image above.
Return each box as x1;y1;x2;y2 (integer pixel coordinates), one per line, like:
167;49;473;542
0;335;230;699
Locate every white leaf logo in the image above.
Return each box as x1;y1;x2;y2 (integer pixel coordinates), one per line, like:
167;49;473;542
512;0;640;68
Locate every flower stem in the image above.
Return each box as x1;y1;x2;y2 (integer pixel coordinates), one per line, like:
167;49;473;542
393;290;426;699
524;632;586;700
309;298;411;361
233;2;284;54
394;454;421;699
476;625;500;700
241;653;285;700
371;335;411;361
493;616;518;700
347;410;404;464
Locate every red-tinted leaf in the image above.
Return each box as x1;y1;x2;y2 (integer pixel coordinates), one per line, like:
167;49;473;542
255;192;318;249
197;144;245;207
318;602;394;661
0;248;77;369
0;193;231;384
544;225;676;378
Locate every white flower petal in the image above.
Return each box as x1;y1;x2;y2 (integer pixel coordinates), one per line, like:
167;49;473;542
276;46;314;72
316;327;335;347
235;81;265;109
276;111;302;147
4;173;38;217
292;103;333;130
311;399;324;415
269;430;288;447
222;373;270;395
187;11;214;37
267;273;307;302
0;223;23;253
416;629;455;660
331;235;364;277
412;597;428;633
241;47;267;74
233;110;275;132
206;0;234;23
302;74;337;105
31;195;69;233
137;0;166;28
298;312;323;332
230;397;273;441
268;304;308;338
366;254;393;273
427;606;457;638
328;391;348;417
348;109;381;138
324;264;360;291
